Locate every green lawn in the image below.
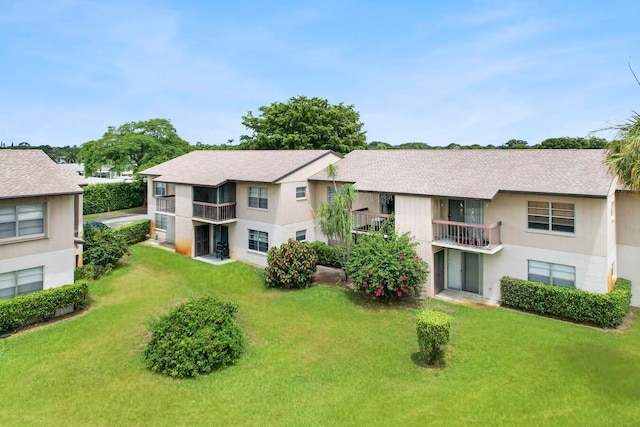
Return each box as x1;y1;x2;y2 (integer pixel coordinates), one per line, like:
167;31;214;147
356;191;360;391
1;245;639;426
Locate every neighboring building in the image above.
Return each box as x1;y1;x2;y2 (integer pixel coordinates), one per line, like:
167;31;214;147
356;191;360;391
140;150;341;267
0;150;85;299
309;149;640;307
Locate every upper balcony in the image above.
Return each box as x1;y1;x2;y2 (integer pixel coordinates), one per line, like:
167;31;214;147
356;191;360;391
432;219;503;254
193;201;237;223
352;209;392;232
192;183;237;223
156;195;175;214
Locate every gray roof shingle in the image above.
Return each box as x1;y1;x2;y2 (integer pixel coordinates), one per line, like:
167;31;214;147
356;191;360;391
0;150;85;199
140;150;338;186
310;149;614;199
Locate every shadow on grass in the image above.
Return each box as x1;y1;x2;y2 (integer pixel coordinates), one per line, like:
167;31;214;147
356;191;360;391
410;351;446;369
342;288;423;311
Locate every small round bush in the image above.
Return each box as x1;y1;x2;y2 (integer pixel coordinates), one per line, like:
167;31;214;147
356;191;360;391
416;309;451;365
143;296;245;378
264;239;318;289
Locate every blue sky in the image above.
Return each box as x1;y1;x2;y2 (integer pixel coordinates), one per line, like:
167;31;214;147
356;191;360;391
1;0;638;147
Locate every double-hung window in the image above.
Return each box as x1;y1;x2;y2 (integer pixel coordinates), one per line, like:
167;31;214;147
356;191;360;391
248;187;268;209
296;186;307;200
327;186;336;203
0;267;44;299
154;182;167;197
528;260;576;288
527;201;574;233
248;229;269;252
155;213;168;230
0;203;45;239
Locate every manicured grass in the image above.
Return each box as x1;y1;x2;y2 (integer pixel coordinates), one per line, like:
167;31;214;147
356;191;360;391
83;206;146;220
1;245;639;425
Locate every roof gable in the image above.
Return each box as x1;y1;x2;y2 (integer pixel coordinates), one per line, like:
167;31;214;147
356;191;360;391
0;150;85;199
140;150;339;186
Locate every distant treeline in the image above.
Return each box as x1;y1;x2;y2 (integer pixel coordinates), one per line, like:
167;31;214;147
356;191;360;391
0;135;609;166
367;136;609;150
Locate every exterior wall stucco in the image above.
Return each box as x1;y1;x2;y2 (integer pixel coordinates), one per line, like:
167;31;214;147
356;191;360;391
0;248;75;290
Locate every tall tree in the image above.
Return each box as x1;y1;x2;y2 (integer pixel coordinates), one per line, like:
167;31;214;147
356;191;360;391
605;112;640;192
239;96;367;154
80;118;191;175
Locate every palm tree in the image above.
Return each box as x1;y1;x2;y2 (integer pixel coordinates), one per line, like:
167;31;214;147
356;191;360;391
604;112;640;192
316;164;357;273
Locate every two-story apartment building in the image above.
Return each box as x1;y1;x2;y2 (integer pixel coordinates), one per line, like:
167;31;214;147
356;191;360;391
0;150;85;299
310;149;640;305
140;150;341;267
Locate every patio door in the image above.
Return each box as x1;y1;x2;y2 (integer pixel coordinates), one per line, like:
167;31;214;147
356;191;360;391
446;249;481;294
434;250;445;294
194;224;210;257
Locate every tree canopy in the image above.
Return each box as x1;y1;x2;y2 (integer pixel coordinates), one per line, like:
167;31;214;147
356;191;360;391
539;136;608;149
605;112;640;192
80;118;191;175
239;96;367;154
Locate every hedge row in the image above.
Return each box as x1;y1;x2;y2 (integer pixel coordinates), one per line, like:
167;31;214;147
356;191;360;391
114;219;151;246
500;276;632;328
0;282;89;334
83;181;145;215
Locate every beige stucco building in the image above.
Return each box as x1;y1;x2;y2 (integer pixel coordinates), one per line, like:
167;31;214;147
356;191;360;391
0;150;85;298
142;148;640;307
140;150;341;267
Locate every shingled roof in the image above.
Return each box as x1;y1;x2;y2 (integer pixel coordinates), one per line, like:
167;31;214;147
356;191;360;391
0;150;85;200
140;150;339;186
310;149;614;199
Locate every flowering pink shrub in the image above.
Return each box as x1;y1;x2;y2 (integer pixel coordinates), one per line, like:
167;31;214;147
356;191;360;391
264;239;318;289
347;227;429;299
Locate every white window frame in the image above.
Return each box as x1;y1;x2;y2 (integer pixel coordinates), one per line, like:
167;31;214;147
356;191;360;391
154;182;167;197
248;229;269;253
248;187;268;209
0;266;44;299
155;213;168;231
295;230;306;242
296;186;307;200
0;203;45;241
528;260;576;288
527;201;575;233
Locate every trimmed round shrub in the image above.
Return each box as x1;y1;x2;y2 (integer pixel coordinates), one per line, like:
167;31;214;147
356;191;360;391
264;239;318;289
416;309;451;365
347;227;429;299
143;297;245;378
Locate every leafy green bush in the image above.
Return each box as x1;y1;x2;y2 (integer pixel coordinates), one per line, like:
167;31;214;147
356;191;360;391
82;225;128;278
416;309;451;365
143;297;245;378
347;227;429;299
264;239;318;289
83;181;145;215
306;241;343;268
114;219;150;245
500;277;632;328
0;282;88;334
